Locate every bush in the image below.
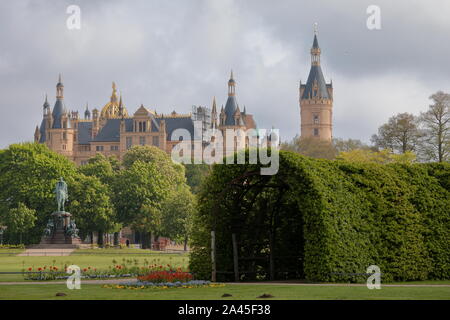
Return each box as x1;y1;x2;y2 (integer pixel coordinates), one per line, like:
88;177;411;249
189;150;450;282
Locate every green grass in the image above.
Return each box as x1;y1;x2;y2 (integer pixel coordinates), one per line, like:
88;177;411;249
72;248;168;254
0;283;449;300
0;248;24;254
0;252;189;282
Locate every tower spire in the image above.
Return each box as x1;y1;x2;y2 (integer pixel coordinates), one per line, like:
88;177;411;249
311;24;321;66
228;70;236;96
56;74;64;99
111;81;118;103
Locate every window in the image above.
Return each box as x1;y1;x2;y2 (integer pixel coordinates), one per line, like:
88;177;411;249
96;145;104;151
152;136;159;147
313;114;319;124
63;132;67;140
139;136;146;146
110;145;119;151
313;128;319;136
126;137;132;150
62;144;66;150
142;122;147;132
80;160;88;166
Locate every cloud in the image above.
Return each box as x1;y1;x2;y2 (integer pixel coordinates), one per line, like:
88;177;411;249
0;0;448;148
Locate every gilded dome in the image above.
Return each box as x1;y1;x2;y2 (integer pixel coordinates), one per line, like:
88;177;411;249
100;82;129;119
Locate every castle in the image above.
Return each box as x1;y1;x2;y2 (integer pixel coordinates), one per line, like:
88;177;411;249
34;72;257;165
300;27;333;141
34;27;333;164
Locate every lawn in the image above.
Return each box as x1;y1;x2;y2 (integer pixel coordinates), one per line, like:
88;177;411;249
0;250;189;282
0;283;449;300
1;249;449;300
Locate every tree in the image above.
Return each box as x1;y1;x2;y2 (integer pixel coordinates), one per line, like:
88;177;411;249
79;153;116;185
78;153;119;245
280;135;337;159
336;149;416;164
122;145;185;182
333;138;371;153
371;113;423;154
184;164;211;194
111;160;172;248
68;174;118;245
0;143;78;244
1;203;36;244
419;91;450;162
162;186;196;250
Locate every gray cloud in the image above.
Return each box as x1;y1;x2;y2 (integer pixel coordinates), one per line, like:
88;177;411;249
0;0;449;148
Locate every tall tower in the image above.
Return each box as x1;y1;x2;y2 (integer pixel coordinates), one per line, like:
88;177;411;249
300;25;333;141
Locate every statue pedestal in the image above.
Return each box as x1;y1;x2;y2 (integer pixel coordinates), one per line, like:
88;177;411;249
40;211;81;246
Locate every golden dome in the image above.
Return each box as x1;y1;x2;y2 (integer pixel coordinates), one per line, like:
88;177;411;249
100;82;129;119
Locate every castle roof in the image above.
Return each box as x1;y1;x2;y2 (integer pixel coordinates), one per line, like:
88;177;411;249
76;115;196;144
301;32;331;100
76;122;92;144
52;98;66;128
301;65;330;99
224;95;238;126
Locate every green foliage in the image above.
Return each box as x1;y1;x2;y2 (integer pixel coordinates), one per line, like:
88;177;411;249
1;203;37;243
161;186;196;248
0;143;78;244
68;174;118;239
78;153;116;185
337;149;416;164
190;150;450;282
184;164;212;194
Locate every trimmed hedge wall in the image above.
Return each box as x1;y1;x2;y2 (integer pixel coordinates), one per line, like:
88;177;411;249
189;150;449;282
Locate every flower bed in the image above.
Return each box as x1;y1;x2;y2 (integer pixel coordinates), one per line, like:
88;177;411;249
137;271;193;283
103;281;226;290
23;261;190;281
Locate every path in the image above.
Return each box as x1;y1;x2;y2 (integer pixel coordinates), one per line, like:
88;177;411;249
0;280;449;287
0;278;138;285
17;248;75;257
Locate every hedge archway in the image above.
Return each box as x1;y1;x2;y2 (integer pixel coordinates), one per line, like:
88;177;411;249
189;150;450;282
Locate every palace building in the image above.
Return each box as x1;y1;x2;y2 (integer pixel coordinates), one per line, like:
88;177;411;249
300;27;333;141
34;73;257;165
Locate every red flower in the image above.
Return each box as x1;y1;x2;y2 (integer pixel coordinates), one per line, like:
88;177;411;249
38;268;42;271
83;268;87;272
28;267;32;271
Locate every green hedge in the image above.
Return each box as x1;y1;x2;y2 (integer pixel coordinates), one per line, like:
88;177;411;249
189;150;449;282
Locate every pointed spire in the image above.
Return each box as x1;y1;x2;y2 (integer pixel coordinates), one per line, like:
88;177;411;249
212;96;217;113
84;102;91;120
228;70;236;96
43;93;49;110
310;24;321;66
56;74;64;99
111;81;118;102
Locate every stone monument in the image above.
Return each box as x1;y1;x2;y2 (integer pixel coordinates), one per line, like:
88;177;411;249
40;177;82;246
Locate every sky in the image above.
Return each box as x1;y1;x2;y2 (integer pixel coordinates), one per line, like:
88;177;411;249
1;0;450;148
